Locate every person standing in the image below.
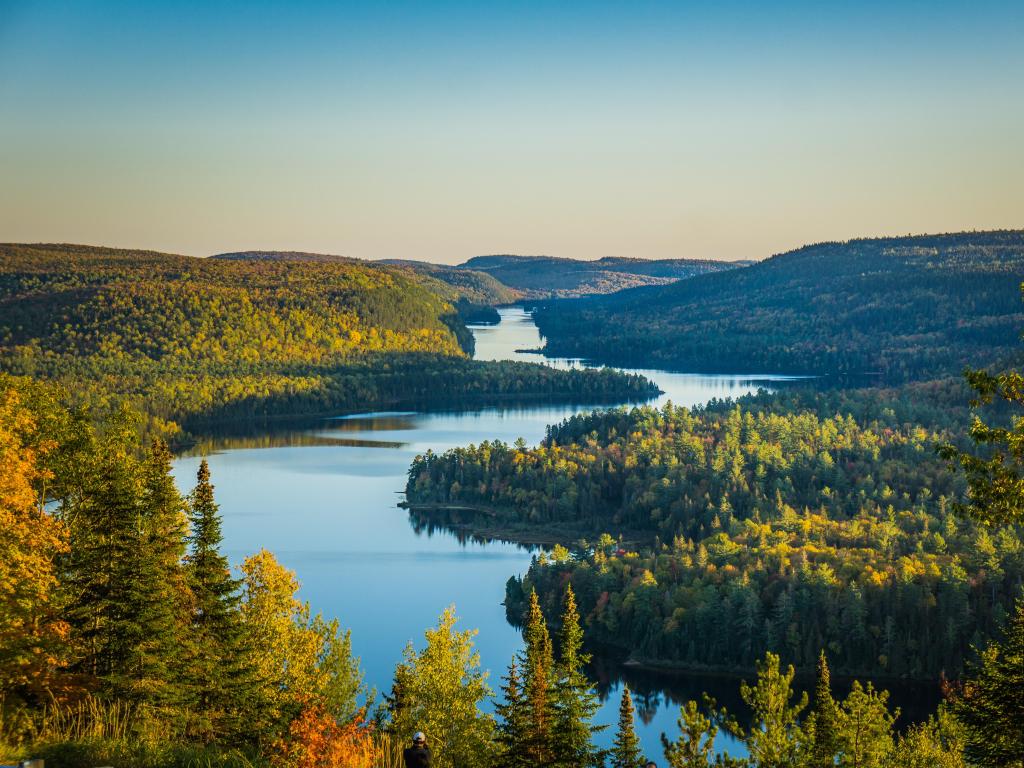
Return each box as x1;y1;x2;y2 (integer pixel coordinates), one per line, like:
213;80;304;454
403;731;431;768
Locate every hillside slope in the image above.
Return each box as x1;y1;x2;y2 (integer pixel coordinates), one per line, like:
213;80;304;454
216;250;519;311
534;231;1024;381
458;254;743;298
0;244;657;432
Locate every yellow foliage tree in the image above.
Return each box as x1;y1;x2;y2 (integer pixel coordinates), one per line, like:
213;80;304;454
0;388;69;697
239;550;364;738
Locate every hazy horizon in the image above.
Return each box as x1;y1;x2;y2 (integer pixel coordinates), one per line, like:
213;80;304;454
2;1;1022;264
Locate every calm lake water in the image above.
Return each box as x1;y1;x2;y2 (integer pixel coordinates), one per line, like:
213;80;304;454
172;307;932;759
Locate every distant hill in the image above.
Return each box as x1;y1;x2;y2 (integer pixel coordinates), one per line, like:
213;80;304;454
214;250;360;263
534;230;1024;382
457;254;745;299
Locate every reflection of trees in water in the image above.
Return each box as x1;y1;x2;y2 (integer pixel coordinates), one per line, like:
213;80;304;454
586;652;943;730
406;508;539;552
181;414;415;454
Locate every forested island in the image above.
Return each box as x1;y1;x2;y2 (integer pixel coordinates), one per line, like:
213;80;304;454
0;244;657;437
533;231;1024;382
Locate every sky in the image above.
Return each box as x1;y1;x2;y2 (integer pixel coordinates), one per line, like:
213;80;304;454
1;0;1022;264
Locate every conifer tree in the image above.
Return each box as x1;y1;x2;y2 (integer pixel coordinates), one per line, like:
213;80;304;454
137;438;191;707
953;599;1024;767
837;681;895;768
495;657;532;768
732;652;807;768
521;589;555;765
805;651;841;767
551;584;604;767
611;685;645;768
661;699;717;768
64;414;186;707
185;459;255;741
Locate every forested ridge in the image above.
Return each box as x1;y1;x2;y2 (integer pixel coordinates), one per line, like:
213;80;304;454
0;244;656;435
407;385;1024;679
534;230;1024;382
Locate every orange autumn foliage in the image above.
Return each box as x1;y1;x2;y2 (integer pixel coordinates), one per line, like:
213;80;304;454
272;704;377;768
0;386;70;694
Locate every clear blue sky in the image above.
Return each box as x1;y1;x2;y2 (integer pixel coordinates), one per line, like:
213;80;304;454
1;0;1022;262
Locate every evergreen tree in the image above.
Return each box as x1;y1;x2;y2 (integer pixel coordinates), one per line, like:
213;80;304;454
953;599;1024;767
184;459;255;741
837;681;895;768
805;651;840;767
495;657;532;768
64;414;186;707
661;699;718;768
611;685;645;768
732;652;807;768
521;589;556;765
137;439;191;708
551;585;604;767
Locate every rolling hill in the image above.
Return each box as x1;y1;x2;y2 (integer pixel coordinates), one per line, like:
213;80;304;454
0;244;657;433
533;230;1024;382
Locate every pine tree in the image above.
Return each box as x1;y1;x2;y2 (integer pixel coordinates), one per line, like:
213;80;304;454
521;589;555;765
185;459;255;741
953;599;1024;767
611;685;645;768
805;651;841;767
551;584;604;767
733;652;807;768
495;657;532;768
837;681;896;768
661;700;717;767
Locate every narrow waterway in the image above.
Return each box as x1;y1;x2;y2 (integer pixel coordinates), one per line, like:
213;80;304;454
173;308;926;759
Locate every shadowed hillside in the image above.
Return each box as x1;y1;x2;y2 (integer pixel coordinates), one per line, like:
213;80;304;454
534;230;1024;382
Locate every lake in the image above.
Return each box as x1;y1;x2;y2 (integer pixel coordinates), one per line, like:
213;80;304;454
172;307;933;760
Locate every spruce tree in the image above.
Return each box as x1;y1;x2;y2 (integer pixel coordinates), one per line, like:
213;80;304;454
805;650;841;767
64;414;183;706
611;685;645;768
185;459;254;741
137;439;191;708
551;584;604;767
521;589;555;765
495;657;532;768
953;599;1024;767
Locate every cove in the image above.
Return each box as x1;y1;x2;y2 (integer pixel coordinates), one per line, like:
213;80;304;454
171;307;927;759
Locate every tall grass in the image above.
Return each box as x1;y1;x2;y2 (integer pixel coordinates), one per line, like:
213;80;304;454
1;696;264;768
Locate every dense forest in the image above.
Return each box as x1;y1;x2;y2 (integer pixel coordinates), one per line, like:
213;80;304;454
533;231;1024;382
1;372;1018;768
0;244;655;435
456;254;744;299
406;386;1024;679
219;251;520;321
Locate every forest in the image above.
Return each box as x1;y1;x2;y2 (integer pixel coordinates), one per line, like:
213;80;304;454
406;384;1024;679
533;231;1024;382
0;244;655;436
1;371;1019;768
